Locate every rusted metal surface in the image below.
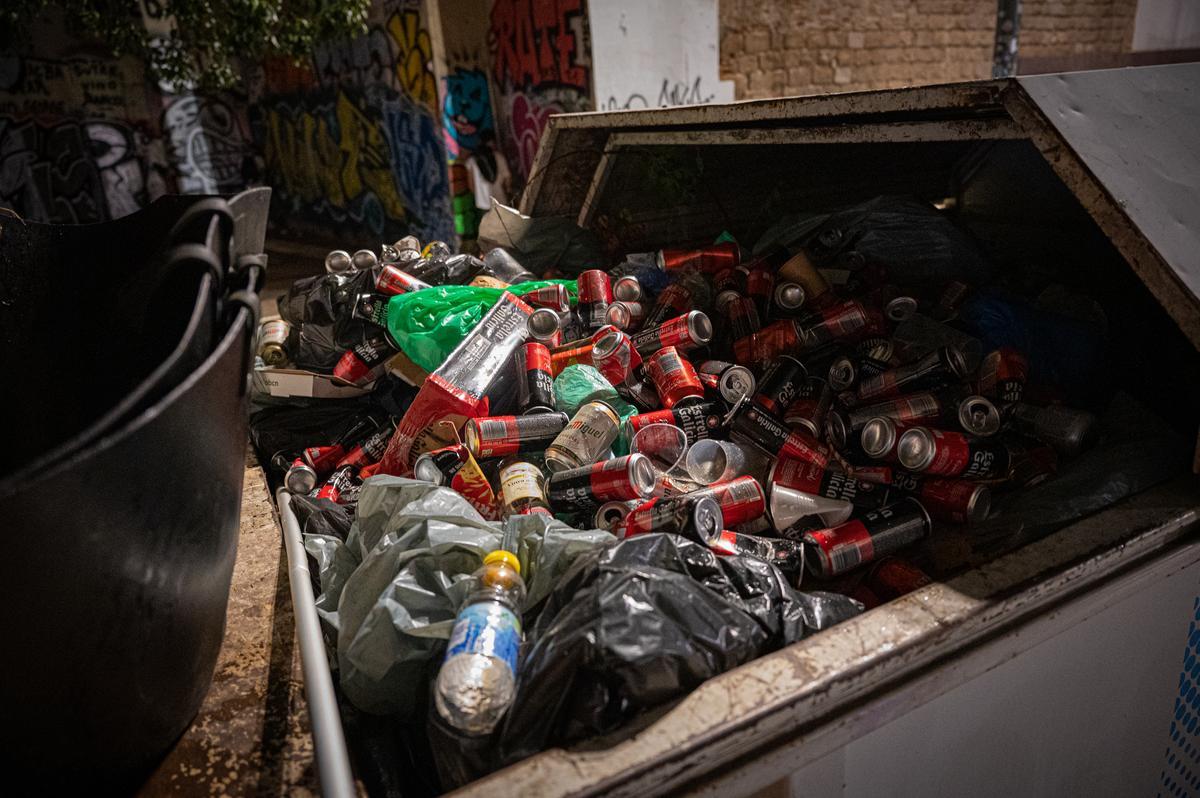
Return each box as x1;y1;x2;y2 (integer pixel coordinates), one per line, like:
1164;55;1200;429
140;452;318;797
452;476;1200;798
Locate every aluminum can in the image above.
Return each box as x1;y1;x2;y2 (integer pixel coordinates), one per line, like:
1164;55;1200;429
752;355;808;416
612;275;643;302
713;268;744;309
856;345;970;402
577;269;613;332
497;457;550;516
413;443;499;519
303;444;347;478
915;478;990;524
773;282;806;315
625;402;724;446
325;249;352;274
825;391;947;448
544;400;622;472
258;319;291;367
592;326;644;386
644;280;701;329
725;295;763;342
896;427;1011;478
376;263;432;296
337;420;397;470
522;283;571;313
547;454;656;510
804;299;886;349
805;497;931;577
619;495;724;545
957;395;1002;437
745;268;775;318
333;333;398;385
689;476;767;527
977;347;1028;403
859;416;916;461
783;378;834;439
711;530;805;575
517;342;556;414
768;456;890;513
316;465;360;504
595;500;638;530
631;310;713;356
284;458;317;494
1008;402;1098;457
730;400;834;469
697;360;756;404
606;300;647;331
527;307;563;347
463;412;569;459
352;249;378;270
659;242;739;274
733;318;803;366
867;557;934;601
645;347;705;408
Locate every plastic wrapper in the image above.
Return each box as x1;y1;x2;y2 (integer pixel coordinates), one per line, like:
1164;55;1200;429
325;476;613;717
477;200;605;277
472;534;862;774
753;195;993;286
277;269;381;372
971;392;1190;555
385;280;576;374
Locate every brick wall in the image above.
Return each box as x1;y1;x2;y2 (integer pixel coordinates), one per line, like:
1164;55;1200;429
720;0;1139;99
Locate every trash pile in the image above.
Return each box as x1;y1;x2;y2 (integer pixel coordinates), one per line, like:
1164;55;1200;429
252;197;1188;789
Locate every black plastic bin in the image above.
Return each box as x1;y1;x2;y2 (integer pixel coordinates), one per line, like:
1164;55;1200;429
0;188;269;785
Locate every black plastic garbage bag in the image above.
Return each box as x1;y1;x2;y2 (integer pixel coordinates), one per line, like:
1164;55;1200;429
754;195;993;286
489;534;861;769
276;268;382;372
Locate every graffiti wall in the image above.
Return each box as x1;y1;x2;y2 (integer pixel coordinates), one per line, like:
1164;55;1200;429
488;0;592;186
254;0;453;243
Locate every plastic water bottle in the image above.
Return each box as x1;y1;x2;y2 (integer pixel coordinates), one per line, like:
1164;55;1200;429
435;550;526;735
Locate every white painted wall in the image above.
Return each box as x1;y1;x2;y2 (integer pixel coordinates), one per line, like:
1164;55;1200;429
588;0;735;111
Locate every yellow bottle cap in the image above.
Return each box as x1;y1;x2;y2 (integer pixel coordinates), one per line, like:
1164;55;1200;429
484;549;521;575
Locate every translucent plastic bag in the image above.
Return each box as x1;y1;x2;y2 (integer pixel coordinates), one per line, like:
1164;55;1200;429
386;281;577;373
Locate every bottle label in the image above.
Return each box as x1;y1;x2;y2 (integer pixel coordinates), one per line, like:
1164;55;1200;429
445;602;522;677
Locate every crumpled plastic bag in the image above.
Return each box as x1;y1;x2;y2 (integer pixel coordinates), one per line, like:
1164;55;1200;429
477;200;605;277
329;475;613;717
554;365;639;455
490;533;862;768
754;195;993;286
386;280;577;373
277;268;381;372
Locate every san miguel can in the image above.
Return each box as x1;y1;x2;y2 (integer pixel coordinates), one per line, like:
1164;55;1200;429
689;476;767;526
805;497;931;577
522;283;571;313
333;333;399;385
856;345;970;402
577;269;613;332
730;400;834;469
463;412;569;459
659;242;739;274
825;391;947;449
625;401;725;446
544;400;622;472
606;300;647;331
547;453;656;510
527;307;563;348
769;456;890;513
592;326;644;386
517;342;556;414
619;495;724;545
896;427;1011;478
697;360;756;404
752;355;808;416
630;310;713;356
376;263;432;296
733;319;804;367
803;299;886;350
413;444;499;519
645;347;705;409
977;347;1028;403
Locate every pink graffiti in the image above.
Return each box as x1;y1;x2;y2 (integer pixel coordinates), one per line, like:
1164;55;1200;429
508;93;556;180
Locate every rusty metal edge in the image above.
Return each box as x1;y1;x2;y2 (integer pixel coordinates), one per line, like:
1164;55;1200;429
451;480;1199;797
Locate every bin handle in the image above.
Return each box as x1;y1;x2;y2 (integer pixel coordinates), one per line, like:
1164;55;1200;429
165;199;235;288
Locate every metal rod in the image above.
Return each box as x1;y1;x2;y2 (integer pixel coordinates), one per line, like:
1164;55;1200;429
277;489;357;798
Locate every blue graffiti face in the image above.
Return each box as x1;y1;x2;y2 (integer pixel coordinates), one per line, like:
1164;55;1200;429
442;69;492;154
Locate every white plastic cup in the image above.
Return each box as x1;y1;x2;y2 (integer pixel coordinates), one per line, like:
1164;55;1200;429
685;439;749;485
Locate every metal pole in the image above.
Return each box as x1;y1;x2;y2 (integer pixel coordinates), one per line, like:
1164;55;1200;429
277;489;357;798
993;0;1022;78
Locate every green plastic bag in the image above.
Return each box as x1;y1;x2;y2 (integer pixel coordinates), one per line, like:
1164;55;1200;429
386;280;577;373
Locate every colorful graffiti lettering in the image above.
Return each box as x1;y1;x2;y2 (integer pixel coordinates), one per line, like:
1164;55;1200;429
507;93;556;181
163;95;252;193
490;0;589;90
381;95;452;241
387;10;438;111
442;68;493;159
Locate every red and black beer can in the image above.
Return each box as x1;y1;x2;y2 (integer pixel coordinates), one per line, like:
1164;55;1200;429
697;360;757;404
896;427;1011;478
317;464;361;504
803;299;886;350
725;296;763;342
463;412;570;459
333;333;398;385
782;377;834;439
712;268;744;308
337;419;398;470
825;391;947;448
413;443;499;519
689;476;767;526
527;307;564;348
577;269;613;332
517;341;556;414
913;478;991;524
285;458;318;494
612;275;643;302
752;355;808;416
376;263;432;296
805;497;931;577
645;347;705;409
768;456;890;513
606;300;647;331
977;347;1029;404
856;345;970;402
625;401;725;445
660;242;739;274
733;318;804;367
745;267;775;319
522;283;572;313
303;444;348;478
547;453;657;510
866;557;933;601
592;326;644;385
630;310;713;356
730;400;834;469
644;273;707;328
711;530;804;575
619;495;724;545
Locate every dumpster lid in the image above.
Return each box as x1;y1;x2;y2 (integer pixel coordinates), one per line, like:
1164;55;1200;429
523;63;1200;348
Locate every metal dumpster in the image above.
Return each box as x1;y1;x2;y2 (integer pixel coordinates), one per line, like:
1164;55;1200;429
284;63;1200;797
